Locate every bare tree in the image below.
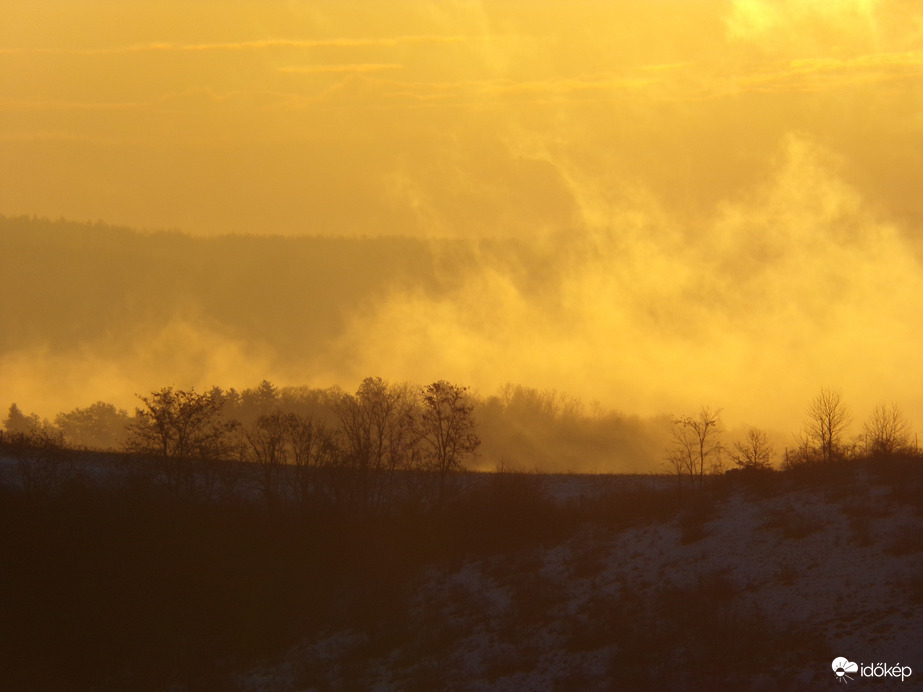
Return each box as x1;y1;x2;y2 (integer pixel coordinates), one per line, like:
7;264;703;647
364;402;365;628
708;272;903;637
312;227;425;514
668;431;695;486
668;407;723;488
803;388;851;463
127;386;237;493
732;427;774;470
334;377;418;513
285;413;337;506
420;380;480;501
863;402;912;456
242;412;289;507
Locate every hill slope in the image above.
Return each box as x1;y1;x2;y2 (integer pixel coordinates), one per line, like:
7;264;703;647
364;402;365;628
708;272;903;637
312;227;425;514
238;466;923;691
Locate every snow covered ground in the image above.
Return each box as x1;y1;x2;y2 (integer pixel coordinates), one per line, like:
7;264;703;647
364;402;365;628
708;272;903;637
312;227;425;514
2;449;919;690
236;468;923;691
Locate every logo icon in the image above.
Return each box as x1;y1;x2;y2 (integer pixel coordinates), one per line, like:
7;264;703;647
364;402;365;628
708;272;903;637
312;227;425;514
833;657;859;683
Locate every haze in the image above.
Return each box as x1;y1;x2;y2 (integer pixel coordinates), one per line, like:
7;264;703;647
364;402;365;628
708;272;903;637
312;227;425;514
2;0;922;441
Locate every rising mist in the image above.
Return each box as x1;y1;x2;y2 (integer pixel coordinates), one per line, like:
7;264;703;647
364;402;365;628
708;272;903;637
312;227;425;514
2;138;922;442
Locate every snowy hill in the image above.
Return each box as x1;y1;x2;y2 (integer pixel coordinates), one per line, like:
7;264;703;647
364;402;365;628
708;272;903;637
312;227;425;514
233;463;923;691
2;453;920;691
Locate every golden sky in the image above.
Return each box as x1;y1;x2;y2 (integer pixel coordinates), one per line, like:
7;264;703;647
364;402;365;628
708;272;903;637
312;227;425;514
2;0;922;235
2;0;923;438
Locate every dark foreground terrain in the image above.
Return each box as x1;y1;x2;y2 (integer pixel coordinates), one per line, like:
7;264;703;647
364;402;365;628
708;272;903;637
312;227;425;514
1;449;921;691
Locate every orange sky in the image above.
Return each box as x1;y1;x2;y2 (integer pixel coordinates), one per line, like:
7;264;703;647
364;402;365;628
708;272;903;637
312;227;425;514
2;0;922;437
2;0;922;236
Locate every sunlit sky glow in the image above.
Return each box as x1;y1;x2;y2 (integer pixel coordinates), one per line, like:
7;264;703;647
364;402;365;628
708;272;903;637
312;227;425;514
1;0;922;439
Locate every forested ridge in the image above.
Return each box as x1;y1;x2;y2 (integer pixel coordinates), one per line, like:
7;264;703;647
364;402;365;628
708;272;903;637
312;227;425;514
0;215;465;355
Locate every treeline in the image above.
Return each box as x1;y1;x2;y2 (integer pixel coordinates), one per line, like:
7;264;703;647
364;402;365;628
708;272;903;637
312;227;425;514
2;379;671;480
3;379;471;511
4;383;920;500
665;388;920;490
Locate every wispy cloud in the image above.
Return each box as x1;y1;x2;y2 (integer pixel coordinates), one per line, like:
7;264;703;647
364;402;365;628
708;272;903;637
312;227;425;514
0;130;119;144
366;72;660;106
639;61;696;72
0;88;299;114
0;99;145;111
0;35;473;57
478;75;658;97
735;49;923;93
278;63;403;75
789;49;923;73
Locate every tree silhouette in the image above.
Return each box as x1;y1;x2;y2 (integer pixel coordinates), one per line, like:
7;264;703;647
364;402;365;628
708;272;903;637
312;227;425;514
420;380;480;500
863;402;911;456
238;380;280;423
3;403;41;437
803;388;851;463
284;413;337;505
334;377;418;512
732;427;774;470
127;386;236;493
669;407;723;487
242;412;289;507
55;401;130;450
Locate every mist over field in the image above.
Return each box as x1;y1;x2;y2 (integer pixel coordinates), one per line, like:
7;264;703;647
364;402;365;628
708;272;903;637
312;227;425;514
2;167;922;443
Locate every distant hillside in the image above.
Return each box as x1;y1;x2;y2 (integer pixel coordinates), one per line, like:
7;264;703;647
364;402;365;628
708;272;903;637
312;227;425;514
0;216;577;362
0;216;451;357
